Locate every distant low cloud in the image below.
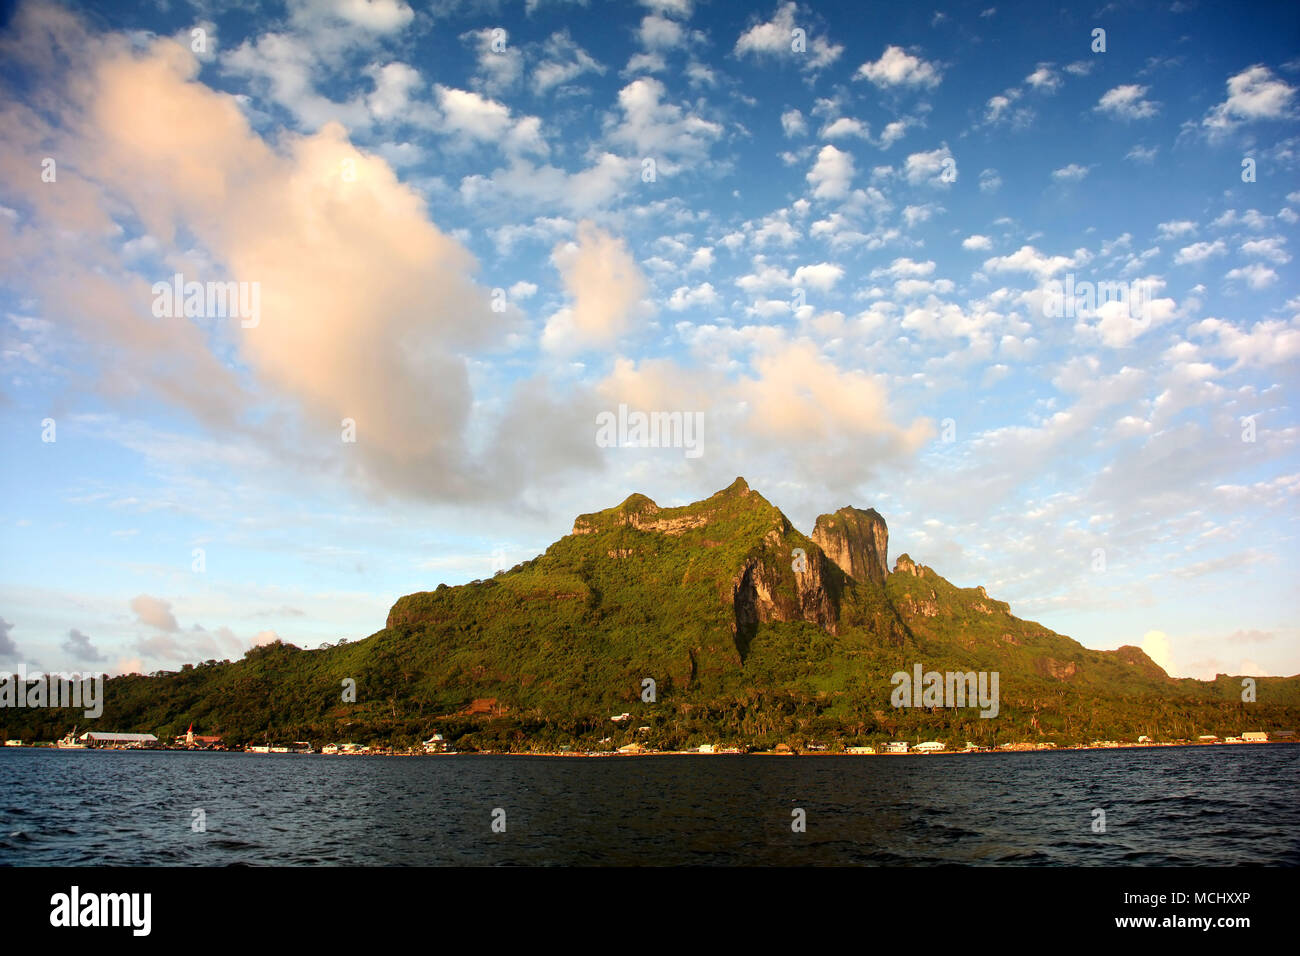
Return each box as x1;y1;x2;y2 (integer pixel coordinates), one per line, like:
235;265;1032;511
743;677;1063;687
63;628;105;662
1141;629;1174;675
130;595;179;633
0;617;17;659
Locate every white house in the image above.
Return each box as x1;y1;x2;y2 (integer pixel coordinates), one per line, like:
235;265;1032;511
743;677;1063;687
915;741;945;752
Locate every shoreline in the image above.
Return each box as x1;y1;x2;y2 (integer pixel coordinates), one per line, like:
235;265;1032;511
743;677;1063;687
3;740;1295;757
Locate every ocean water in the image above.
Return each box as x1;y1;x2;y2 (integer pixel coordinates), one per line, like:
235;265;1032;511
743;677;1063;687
1;745;1295;866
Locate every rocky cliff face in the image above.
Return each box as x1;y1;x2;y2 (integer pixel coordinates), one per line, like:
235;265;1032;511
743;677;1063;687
812;506;889;585
731;543;840;651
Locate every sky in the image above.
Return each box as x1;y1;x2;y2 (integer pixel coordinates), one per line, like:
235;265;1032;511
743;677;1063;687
0;0;1296;682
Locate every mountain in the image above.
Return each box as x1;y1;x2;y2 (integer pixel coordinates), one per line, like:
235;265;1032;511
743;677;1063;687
3;478;1297;751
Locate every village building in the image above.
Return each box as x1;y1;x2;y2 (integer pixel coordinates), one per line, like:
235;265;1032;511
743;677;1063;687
174;724;223;748
79;731;157;748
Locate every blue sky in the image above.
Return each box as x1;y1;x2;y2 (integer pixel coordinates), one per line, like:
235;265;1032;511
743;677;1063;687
0;0;1297;681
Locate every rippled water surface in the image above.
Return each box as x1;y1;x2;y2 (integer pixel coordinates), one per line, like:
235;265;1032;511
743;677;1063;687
1;746;1295;865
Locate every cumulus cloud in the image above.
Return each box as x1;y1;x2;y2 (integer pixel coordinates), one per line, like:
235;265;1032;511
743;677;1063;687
734;2;842;72
1201;65;1296;137
434;85;548;156
606;77;723;167
462;27;524;95
1051;163;1090;182
532;30;604;95
598;339;933;490
1095;84;1160;120
0;4;588;505
130;595;179;633
1224;263;1277;289
1024;64;1060;92
806;144;854;199
856;45;942;89
983;245;1076;279
63;628;105;662
543;221;649;351
1157;220;1197;240
1174;240;1226;265
903;146;955;186
668;281;720;310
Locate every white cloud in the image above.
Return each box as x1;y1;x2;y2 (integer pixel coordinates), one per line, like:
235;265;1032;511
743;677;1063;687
855;45;942;89
435;85;547;157
1224;263;1277;289
734;2;842;72
822;117;870;140
1051;163;1090;182
1173;240;1226;264
1095;84;1160;120
1157;220;1197;240
791;262;844;291
606;77;723;166
639;14;684;50
543;221;649;351
781;108;807;137
1240;236;1290;264
903;146;954;186
1024;64;1060;92
806;144;854;199
1202;65;1296;137
533;30;604;95
667;281;720;310
462;28;523;95
983;245;1076;279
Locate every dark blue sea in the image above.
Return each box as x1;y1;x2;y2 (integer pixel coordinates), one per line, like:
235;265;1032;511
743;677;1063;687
1;746;1296;866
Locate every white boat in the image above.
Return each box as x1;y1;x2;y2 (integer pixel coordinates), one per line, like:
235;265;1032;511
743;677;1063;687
56;727;86;749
